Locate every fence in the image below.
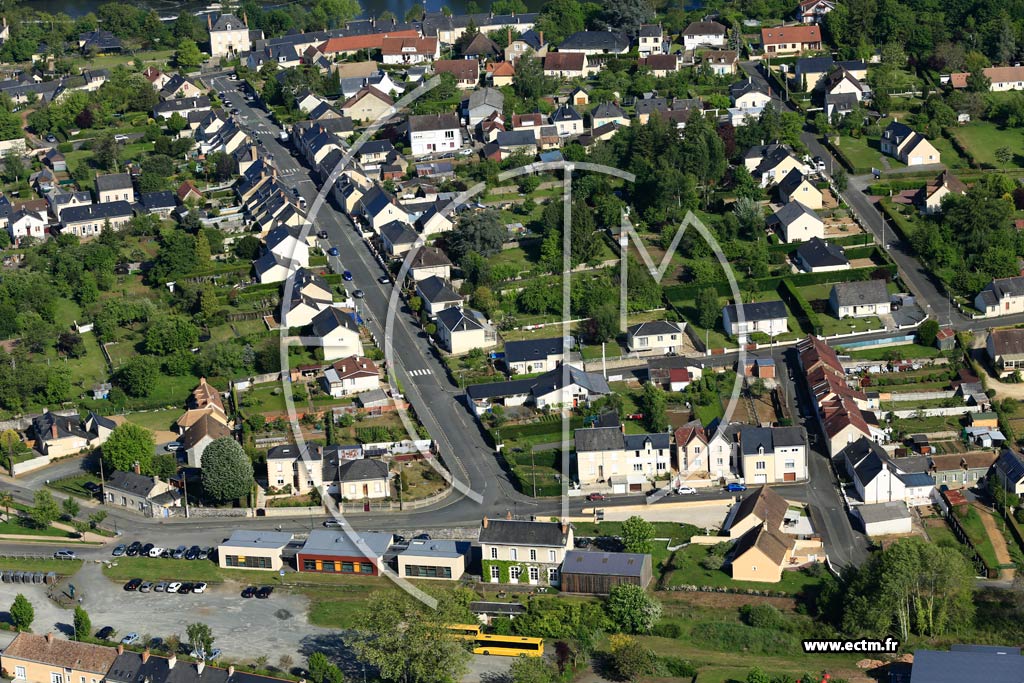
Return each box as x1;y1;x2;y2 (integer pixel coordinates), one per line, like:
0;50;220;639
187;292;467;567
878;405;980;419
12;452;64;476
888;390;956;402
834;334;916;350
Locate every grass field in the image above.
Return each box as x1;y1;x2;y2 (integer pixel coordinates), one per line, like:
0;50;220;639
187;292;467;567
101;557;227;583
950;120;1024;168
0;557;83;573
664;545;826;595
125;409;179;433
835;134;896;172
0;516;75;537
839;343;943;360
47;473;103;500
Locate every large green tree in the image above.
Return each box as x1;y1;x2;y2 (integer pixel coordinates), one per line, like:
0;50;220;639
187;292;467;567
115;355;160;397
29;490;60;529
447;209;506;263
605;584;662;634
73;605;91;639
186;623;215;656
200;438;254;504
10;594;33;631
102;423;156;475
620;515;655;554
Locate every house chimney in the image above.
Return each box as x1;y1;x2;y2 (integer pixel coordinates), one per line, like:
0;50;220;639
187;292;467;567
167;655;176;670
133;461;141;475
538;31;543;46
561;521;568;535
197;661;205;675
228;667;235;678
46;632;53;644
142;649;150;664
505;509;513;520
507;28;511;45
251;146;258;161
117;644;124;655
243;12;248;27
482;515;489;528
207;14;212;30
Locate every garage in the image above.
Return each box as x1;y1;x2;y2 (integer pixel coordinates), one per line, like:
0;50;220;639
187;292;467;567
856;501;912;537
753;474;767;484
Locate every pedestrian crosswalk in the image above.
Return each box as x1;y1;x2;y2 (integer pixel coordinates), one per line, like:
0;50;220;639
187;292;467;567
408;368;432;377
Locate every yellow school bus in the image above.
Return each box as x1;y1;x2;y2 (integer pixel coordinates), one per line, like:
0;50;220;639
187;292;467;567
447;624;544;657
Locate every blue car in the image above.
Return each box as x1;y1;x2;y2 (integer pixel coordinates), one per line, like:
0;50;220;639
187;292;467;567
342;270;353;281
327;247;339;256
725;483;747;492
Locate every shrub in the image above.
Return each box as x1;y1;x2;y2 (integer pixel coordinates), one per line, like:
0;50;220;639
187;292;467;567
740;603;785;630
651;622;683;639
659;657;698;677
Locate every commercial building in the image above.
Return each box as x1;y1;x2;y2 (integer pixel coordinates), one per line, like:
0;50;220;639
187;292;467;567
217;530;294;571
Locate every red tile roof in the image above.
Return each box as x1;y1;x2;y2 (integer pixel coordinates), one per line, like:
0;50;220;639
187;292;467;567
760;24;820;45
319;30;419;54
433;59;479;82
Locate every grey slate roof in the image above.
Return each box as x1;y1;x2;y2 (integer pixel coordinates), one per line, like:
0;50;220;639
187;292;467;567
504;337;564;364
551;104;582;122
722;300;788;323
558;31;630;52
856;501;909;524
221;529;294;549
738;425;804;455
104;470;162;497
730;78;770;100
575;425;625;452
831;279;889;307
908;647;1024;683
768;200;820;228
398;539;469;559
95;173;132;192
478;519;570;547
591;101;627;120
408;112;461;133
624;433;671;450
299;529;393;557
337;458;390;482
311;307;360;336
796;237;848;269
211;13;245;31
436;306;484;332
61;201;133;224
380;220;419;246
562;550;649;576
497;130;538;147
627;320;681;337
417;275;461;304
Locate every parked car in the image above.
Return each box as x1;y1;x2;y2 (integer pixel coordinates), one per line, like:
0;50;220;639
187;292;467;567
154;581;168;592
166;582;182;593
186;545;202;560
112;544;127;557
139;581;153;593
123;578;143;591
241;586;256;598
83;482;101;494
53;549;76;560
255;586;273;599
574;537;591;548
675;486;697;495
121;633;140;645
198;547;212;560
160;548;173;558
585;493;606;502
114;134;129;143
172;545;187;559
164;442;182;452
177;582;192;594
328;247;339;256
323;519;343;527
413;533;431;541
725;483;747;492
352;289;365;298
342;270;353;281
192;582;207;594
149;547;165;558
96;627;116;640
317;230;328;239
126;542;142;556
44;133;57;143
141;543;154;556
377;275;391;284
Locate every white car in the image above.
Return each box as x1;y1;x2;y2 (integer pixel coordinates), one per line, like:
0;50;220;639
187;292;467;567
166;582;182;594
114;134;129;143
148;547;165;558
192;582;207;594
675;486;697;495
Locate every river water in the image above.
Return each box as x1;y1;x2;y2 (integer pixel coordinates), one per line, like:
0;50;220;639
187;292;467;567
21;0;546;20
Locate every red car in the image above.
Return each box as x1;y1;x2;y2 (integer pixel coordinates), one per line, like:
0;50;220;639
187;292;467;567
586;493;606;501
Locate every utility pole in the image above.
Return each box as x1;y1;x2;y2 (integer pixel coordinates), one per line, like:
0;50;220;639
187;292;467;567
182;472;190;518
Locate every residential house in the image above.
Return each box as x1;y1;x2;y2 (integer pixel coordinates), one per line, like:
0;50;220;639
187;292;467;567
736;425;808;483
416;204;454;236
777;168;823;209
208;12;257;57
504;29;547;62
311;307;364;360
43;148;65;172
180;413;231;468
767;201;824;242
403;111;464;156
433;59;480;89
358;186;409;233
626;320;685;355
797;0;836;24
987;328;1024;377
379;220;420;258
825;66;870;102
318;31;419;58
152;96;211;120
703;49;738;75
485;61;516;87
674;423;711;474
142;65;171;90
435;307;497;354
338;459;391;500
722;301;789;342
266;444;323;495
340;87;394;122
297;530;393;575
464;365;610;414
638;54;679;77
47;190;91;221
176;377;229;431
103;469;180;516
416;275;463;317
760;24;822;55
1;632;117;683
560;551;653;594
496;130;538;158
504;337;565;376
95;173;134;203
916;170;966;215
550;104;583;136
79;29;121;54
177;181;202;204
794;237;849;272
465;87;505;126
479;516;573;586
792;57;867;90
976;276;1024;317
829;280;891;318
397;539;470;580
590;101;630;128
574;425;625;486
543;52;586;79
880;121;941;166
218;530;293;571
682;21;727;50
746;144;805;186
282;269;333;328
841;437;935;504
7;208;46;242
380;36;439;64
408;246;452;281
322;355;379;397
948;65;1024;92
460;32;501;60
993;449;1024;496
558;31;630;55
638;24;666;56
30;411;90;457
726;486;821;582
929;452;998;490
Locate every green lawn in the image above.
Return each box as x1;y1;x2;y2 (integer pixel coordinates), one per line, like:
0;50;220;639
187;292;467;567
572;521;700;569
240;384;290;415
835;134;897;172
124;409;179;433
930;135;969;169
665;544;826;596
0;516;75;537
0;557;83;573
955;507;1001;570
892;414;964;435
950;120;1024;168
838;343;942;360
47;473;103;500
101;557;227;583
